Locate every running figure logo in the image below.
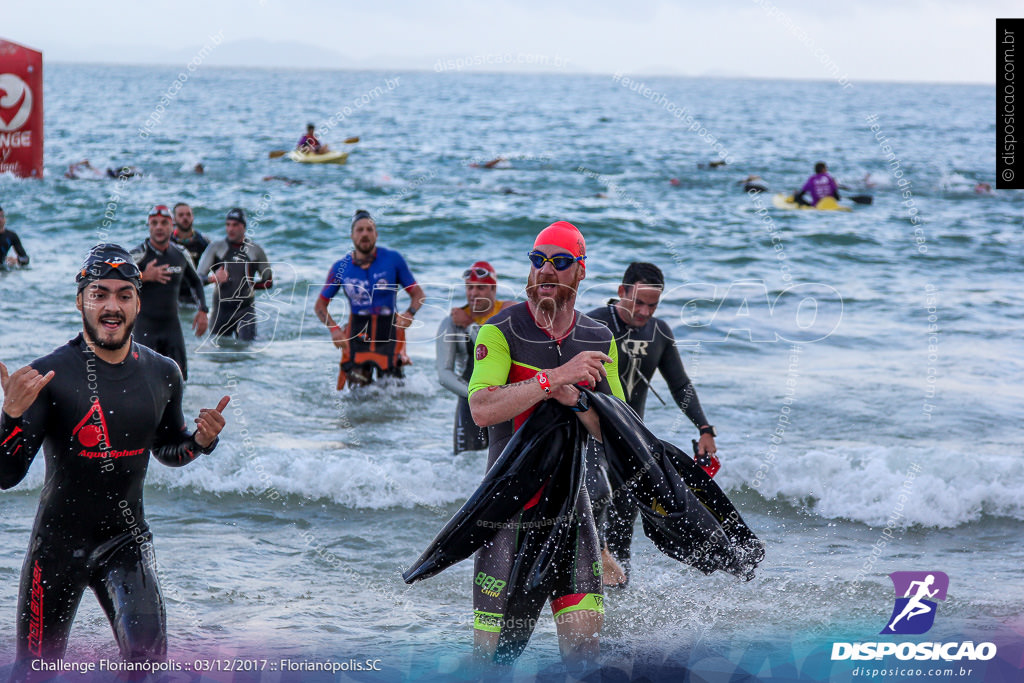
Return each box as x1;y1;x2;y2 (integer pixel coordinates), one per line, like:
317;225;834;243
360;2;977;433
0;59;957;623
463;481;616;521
880;571;949;635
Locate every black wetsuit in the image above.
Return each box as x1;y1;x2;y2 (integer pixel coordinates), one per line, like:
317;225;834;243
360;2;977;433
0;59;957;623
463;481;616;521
0;335;216;670
131;239;207;380
170;228;209;267
467;303;624;640
196;239;272;341
0;229;30;267
587;302;709;574
172;228;211;306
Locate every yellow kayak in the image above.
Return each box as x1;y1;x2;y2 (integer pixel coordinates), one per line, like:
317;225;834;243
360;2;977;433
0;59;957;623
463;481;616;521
772;194;852;212
287;150;349;165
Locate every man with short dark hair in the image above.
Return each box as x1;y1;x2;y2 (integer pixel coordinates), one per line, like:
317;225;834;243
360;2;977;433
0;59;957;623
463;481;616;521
0;244;228;674
131;205;209;380
170;202;210;266
196;208;273;342
0;206;30;269
315;210;425;386
588;261;717;584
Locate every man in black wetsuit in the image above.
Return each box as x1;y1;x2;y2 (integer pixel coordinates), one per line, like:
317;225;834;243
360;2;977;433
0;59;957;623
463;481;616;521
131;205;209;380
0;244;229;676
587;262;717;584
0;206;30;269
468;221;624;665
196;208;273;342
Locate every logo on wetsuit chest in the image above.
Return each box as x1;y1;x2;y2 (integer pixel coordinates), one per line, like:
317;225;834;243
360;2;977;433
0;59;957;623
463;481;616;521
72;400;144;459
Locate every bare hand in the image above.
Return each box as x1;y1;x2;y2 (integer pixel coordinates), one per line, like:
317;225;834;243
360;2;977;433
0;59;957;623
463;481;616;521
142;261;171;284
394;311;414;329
211;267;229;284
192;310;208;337
697;433;717;457
194;396;229;448
0;362;55;419
327;325;349;351
550;384;580;408
549;351;610;389
5;256;16;267
450;307;472;328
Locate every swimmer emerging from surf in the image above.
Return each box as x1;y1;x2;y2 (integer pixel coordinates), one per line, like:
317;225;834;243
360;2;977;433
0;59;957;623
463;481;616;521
467;220;624;665
0;244;228;677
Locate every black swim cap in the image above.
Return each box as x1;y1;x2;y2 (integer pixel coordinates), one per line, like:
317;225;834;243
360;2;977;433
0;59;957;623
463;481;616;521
76;244;142;291
226;207;247;226
351;209;375;228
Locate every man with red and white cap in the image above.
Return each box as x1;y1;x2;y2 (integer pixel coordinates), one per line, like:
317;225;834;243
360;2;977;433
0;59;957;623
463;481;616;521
436;261;512;454
130;205;208;380
466;221;624;665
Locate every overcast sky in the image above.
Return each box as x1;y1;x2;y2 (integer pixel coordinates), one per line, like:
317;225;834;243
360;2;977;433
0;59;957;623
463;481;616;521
2;0;1012;83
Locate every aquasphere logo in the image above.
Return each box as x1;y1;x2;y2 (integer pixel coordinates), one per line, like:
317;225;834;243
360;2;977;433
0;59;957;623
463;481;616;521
831;571;997;663
881;571;948;635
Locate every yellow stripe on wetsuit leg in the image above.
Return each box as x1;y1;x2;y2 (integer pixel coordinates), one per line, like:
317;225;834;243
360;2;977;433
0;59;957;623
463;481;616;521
474;610;503;633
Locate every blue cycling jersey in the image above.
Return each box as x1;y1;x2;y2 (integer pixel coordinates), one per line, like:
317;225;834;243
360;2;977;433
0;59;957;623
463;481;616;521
319;246;417;315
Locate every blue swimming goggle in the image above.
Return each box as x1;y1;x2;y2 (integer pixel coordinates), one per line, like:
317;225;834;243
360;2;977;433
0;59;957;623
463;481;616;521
528;250;585;271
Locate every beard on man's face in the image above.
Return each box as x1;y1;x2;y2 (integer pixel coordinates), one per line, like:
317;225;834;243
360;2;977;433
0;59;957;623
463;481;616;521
526;268;579;318
81;309;135;351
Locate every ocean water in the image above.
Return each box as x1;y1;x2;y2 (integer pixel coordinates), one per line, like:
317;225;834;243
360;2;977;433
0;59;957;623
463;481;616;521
0;65;1021;680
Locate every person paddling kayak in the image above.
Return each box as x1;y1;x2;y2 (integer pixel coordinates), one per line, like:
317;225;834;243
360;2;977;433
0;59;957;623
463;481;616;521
297;123;330;155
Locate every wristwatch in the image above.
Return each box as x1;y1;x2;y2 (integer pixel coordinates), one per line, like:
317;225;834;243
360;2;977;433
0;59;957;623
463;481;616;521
571;389;589;413
699;425;717;437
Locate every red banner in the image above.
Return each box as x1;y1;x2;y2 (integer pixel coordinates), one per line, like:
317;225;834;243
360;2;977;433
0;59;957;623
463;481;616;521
0;39;43;179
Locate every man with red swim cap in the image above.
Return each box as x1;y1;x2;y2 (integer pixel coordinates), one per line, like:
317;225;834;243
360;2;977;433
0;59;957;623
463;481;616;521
466;221;625;665
436;261;513;454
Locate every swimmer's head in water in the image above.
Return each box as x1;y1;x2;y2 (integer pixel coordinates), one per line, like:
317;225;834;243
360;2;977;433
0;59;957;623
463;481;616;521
76;244;142;292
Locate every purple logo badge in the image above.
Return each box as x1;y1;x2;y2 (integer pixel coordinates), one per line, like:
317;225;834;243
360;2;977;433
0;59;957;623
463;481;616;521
880;571;949;635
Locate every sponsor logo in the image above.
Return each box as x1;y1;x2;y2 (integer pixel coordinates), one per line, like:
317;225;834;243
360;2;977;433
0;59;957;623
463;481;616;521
0;73;33;131
73;401;110;448
476;344;488;361
475;571;506;598
27;561;44;656
831;571;996;662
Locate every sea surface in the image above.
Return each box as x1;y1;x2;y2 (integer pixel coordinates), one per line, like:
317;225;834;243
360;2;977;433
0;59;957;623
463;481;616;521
0;65;1021;680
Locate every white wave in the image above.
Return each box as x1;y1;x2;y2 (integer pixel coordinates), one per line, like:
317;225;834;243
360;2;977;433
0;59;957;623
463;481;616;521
726;444;1024;528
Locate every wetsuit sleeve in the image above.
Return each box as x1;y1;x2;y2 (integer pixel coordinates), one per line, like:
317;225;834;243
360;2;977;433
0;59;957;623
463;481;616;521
10;232;29;266
467;324;510;398
655;321;709;428
151;368;214;466
252;245;273;290
196;242;216;283
604;337;625;401
436;317;468;397
320;260;344;300
0;377;48;489
181;253;208;311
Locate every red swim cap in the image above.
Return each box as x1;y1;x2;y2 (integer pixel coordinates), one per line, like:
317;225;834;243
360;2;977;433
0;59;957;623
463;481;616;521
463;260;497;285
533;221;586;266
